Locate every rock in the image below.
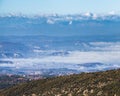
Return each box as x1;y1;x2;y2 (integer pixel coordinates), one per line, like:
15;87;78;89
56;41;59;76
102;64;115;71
83;89;88;96
32;93;37;96
97;91;102;96
90;89;94;93
68;93;72;96
55;94;62;96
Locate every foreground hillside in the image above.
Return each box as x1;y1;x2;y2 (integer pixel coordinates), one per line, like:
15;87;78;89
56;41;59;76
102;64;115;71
0;75;28;89
0;69;120;96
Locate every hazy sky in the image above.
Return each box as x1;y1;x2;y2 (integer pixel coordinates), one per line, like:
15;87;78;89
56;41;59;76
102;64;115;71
0;0;120;15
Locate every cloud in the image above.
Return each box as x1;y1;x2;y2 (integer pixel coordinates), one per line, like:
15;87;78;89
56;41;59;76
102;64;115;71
1;51;120;68
0;42;120;73
108;11;116;15
47;19;55;24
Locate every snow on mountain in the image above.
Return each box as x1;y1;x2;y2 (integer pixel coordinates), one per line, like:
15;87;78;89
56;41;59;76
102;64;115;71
1;13;120;36
0;13;120;21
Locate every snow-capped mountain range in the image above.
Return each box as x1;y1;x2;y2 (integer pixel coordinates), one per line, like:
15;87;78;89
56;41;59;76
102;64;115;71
0;13;120;36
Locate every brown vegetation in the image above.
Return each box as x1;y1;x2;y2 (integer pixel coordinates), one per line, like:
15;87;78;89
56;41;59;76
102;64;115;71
0;69;120;96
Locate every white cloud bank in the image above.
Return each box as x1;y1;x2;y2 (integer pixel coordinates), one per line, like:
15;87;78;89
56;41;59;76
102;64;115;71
1;51;120;69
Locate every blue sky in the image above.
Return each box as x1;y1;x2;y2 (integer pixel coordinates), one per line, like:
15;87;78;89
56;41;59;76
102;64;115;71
0;0;120;15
